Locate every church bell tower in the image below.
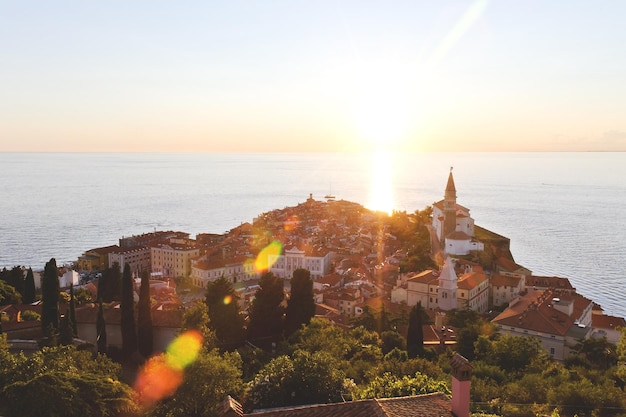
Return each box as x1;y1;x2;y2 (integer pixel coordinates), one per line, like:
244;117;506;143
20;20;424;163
443;167;457;241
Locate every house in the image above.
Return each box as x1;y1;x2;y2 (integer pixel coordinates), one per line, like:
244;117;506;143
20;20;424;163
492;288;594;360
590;313;626;345
268;246;332;279
151;241;200;279
220;353;472;417
490;273;526;308
108;246;151;277
77;245;120;271
74;302;183;353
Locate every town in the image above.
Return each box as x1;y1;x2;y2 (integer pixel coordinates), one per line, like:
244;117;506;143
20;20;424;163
2;171;623;362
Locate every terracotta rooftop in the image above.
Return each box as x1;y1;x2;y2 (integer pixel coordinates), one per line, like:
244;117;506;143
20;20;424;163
592;314;626;329
244;393;452;417
492;289;592;336
457;271;487;290
526;275;574;291
490;274;522;287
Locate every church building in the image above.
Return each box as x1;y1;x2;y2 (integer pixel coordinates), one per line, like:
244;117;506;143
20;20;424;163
431;169;484;256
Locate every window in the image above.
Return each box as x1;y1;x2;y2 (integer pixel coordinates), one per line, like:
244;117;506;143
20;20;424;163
550;347;555;355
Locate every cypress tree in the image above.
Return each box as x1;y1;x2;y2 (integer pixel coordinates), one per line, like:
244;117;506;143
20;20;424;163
96;301;107;354
120;263;137;360
69;283;77;337
23;267;36;304
137;270;153;358
247;272;285;349
41;258;60;336
284;268;316;336
205;276;245;350
406;302;425;358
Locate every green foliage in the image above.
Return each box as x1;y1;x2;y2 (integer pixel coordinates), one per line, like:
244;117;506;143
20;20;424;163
23;267;36;304
2;371;138;417
137;270;153;358
406;302;426;358
147;350;243;417
21;309;41;321
387;209;435;274
69;283;77;337
120;263;137;360
284;268;316;336
357;371;449;400
98;262;121;302
247;272;285;349
181;301;216;349
73;287;93;302
41;258;59;335
244;349;346;411
0;344;132;417
96;301;107;354
380;330;406;354
205;276;245;350
0;277;23;306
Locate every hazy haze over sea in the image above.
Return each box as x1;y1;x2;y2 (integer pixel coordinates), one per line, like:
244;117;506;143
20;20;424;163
1;152;624;317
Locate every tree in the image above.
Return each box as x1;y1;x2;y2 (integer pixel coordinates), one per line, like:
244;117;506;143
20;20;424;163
146;350;243;417
96;301;107;355
244;350;346;410
181;301;215;349
69;283;77;337
23;268;36;304
137;270;153;359
247;272;285;349
406;303;425;358
98;262;121;303
205;277;245;350
357;371;450;400
120;263;137;360
284;268;315;336
0;280;21;306
381;330;406;355
41;258;59;336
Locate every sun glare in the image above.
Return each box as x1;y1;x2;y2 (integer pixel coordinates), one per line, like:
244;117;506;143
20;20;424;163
367;149;394;215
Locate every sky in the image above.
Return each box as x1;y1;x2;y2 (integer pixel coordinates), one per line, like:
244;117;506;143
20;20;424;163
1;1;626;153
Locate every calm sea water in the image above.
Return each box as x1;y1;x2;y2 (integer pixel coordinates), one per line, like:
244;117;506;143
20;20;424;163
1;152;624;317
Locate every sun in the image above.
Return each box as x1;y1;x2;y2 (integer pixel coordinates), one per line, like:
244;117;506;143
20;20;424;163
351;83;413;148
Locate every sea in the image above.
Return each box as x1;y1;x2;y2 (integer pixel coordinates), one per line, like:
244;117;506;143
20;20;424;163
1;152;624;318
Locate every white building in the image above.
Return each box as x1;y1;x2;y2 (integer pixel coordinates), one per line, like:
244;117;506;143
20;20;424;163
432;170;483;255
191;255;259;288
268;246;331;279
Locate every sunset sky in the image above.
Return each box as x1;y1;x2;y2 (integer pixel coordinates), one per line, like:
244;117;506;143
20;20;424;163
1;1;625;152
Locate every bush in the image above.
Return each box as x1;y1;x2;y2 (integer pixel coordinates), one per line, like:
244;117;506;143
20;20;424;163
21;310;40;321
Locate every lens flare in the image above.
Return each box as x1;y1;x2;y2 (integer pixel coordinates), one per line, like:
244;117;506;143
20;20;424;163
166;330;203;371
284;215;299;231
254;240;283;273
223;295;232;305
135;355;183;407
134;330;203;408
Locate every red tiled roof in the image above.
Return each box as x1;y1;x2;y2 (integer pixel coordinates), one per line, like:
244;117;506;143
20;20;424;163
248;393;452;417
592;314;626;329
490;274;522;287
526;276;574;291
457;271;488;290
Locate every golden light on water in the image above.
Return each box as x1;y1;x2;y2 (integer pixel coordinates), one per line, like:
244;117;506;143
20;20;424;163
254;240;283;273
367;149;394;215
134;330;203;408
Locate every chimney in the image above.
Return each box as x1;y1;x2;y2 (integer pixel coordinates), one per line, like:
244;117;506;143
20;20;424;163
450;353;472;417
219;395;243;417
